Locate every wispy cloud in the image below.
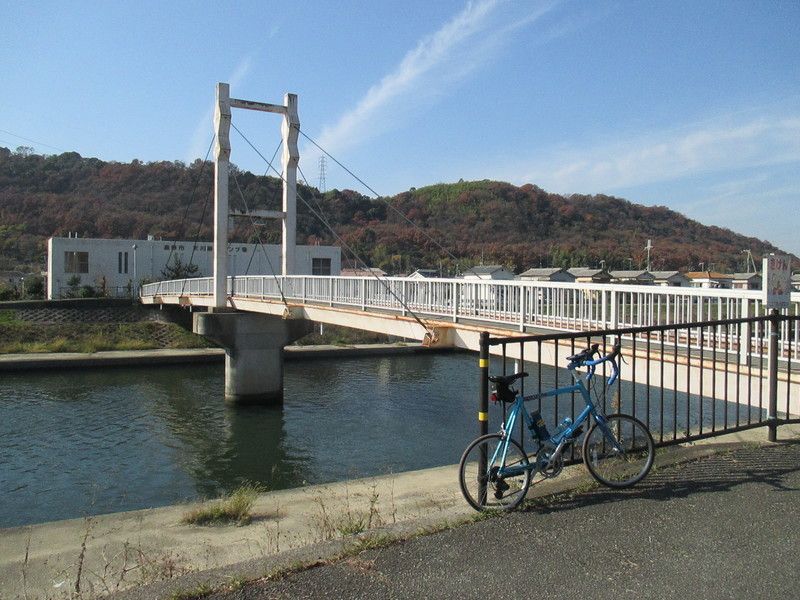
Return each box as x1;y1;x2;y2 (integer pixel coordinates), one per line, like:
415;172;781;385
312;0;555;159
512;113;800;194
502;109;800;254
186;56;253;163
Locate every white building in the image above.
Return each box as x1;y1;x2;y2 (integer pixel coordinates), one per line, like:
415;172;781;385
462;265;515;280
47;236;341;299
685;271;733;289
408;269;439;279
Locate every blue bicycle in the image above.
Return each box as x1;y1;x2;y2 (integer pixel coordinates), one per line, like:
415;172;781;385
459;343;655;511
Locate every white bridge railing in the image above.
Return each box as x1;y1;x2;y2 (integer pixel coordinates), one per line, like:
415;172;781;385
141;276;800;363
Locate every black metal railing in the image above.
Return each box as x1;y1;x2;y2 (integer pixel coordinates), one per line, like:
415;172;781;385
478;313;799;459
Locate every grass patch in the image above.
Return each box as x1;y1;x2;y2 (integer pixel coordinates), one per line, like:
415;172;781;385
294;324;398;346
167;583;213;600
0;309;19;324
181;483;264;526
0;322;211;354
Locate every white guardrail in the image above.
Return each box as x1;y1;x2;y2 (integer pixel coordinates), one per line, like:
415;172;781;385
141;276;800;362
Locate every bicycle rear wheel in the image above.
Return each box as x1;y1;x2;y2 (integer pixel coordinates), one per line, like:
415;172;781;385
582;414;654;488
459;433;531;511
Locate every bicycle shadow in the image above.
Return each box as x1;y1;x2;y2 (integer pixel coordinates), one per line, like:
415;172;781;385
521;439;800;515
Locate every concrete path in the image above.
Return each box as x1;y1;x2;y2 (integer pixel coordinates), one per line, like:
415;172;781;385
3;425;796;599
205;437;800;600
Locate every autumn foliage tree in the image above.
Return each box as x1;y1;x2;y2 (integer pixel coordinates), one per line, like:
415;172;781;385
0;147;793;275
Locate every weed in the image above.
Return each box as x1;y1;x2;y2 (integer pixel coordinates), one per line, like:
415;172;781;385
168;583;213;600
0;309;19;323
182;482;264;526
470;508;502;522
74;517;93;596
226;576;248;591
346;532;398;554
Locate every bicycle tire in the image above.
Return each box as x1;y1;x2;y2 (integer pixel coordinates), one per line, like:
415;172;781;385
582;414;654;488
458;433;531;511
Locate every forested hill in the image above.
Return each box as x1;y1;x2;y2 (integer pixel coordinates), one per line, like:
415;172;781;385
0;147;791;274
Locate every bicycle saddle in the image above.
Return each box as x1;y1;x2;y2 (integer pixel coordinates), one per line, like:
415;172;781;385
489;372;528;386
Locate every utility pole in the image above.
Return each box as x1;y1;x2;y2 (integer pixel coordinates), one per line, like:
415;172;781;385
742;249;756;274
644;239;652;271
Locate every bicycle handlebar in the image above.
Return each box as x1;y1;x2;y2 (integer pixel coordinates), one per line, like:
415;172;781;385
568;341;622;384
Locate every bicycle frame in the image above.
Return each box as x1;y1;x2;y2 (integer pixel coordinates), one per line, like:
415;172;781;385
492;361;620;479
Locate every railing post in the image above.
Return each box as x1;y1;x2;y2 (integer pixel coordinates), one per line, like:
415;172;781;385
452;281;458;323
609;289;618;329
768;309;780;442
740;298;750;365
519;285;526;332
478;331;490;504
361;278;367;311
402;280;408;316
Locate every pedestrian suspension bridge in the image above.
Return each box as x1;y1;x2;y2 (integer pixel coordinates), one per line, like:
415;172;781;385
139;83;800;426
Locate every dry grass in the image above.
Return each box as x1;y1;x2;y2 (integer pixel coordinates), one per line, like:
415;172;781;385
181;483;264;526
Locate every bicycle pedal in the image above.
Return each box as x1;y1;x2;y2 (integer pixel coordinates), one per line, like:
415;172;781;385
494;478;510;494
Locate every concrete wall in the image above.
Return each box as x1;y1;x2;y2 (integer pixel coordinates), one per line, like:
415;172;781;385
47;237;341;299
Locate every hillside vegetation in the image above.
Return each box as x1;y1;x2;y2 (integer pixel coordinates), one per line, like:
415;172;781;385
0;146;790;275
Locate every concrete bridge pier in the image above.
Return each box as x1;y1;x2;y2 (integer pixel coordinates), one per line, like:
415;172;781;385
194;310;312;405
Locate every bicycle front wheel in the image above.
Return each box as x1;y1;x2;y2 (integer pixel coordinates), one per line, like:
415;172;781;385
582;414;654;488
459;433;531;511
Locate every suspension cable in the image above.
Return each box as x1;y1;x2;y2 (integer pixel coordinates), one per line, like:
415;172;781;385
179;183;212;295
230;156;289;307
164;135;215;278
297;128;461;266
231;124;436;340
240;139;284;276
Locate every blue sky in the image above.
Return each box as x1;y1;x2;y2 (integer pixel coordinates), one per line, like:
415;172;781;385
2;0;799;256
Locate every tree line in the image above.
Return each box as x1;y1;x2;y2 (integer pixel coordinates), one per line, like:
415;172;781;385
0;146;792;279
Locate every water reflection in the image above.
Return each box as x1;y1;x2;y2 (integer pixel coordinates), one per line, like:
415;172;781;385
0;353;477;528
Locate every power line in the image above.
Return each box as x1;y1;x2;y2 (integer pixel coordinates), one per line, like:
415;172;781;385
230;123;435;339
297;127;460;266
0;129;67;153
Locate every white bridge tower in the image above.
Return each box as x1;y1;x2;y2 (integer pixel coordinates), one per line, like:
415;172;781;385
213;82;299;308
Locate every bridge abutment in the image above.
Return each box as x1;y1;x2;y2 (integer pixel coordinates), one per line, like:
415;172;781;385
194;311;312;405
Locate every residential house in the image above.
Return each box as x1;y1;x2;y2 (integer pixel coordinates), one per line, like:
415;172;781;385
731;273;762;290
462;265;515;280
407;269;439;279
609;270;655;285
566;268;611;284
685;271;733;289
517;267;575;282
650;271;690;287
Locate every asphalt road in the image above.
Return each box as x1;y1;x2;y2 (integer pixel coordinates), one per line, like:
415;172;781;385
207;440;800;600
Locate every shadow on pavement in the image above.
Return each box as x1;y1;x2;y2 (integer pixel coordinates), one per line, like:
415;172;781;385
524;439;800;514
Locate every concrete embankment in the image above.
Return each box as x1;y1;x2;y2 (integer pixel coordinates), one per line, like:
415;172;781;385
1;424;796;600
0;343;455;371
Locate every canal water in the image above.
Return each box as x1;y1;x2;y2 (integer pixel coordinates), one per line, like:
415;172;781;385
0;351;764;528
0;353;484;528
